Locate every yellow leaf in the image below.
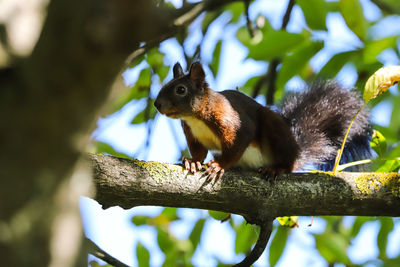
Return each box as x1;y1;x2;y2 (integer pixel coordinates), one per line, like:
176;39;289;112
277;216;299;228
364;66;400;102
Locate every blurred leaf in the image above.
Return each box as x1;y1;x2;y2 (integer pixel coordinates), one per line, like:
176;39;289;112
225;2;244;23
132;215;151;226
240;75;263;95
376;0;400;13
349;217;376;238
371;130;387;157
111;67;152;112
95;141;130;159
363;36;398;64
147;49;164;68
314;232;351;264
153;207;180;225
319;51;357;78
364;66;400;102
276;216;299;228
208;210;230;221
237;27;306;61
189;219;206;252
210;40;223;78
269;226;289;267
157;226;175;254
131;100;157;124
377;217;394;259
339;0;368;41
146;49;170;82
388;95;400;136
277;41;324;89
202;11;222;35
136;242;150;267
296;0;328;30
128;54;145;68
235;221;258;254
374;159;400;172
326;1;340;12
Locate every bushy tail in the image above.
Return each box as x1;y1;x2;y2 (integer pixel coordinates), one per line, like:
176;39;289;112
280;81;372;171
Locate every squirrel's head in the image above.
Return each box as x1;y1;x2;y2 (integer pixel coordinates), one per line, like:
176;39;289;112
154;62;208;118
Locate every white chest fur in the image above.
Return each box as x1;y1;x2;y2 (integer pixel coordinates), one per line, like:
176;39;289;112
235;145;272;169
182;117;222;150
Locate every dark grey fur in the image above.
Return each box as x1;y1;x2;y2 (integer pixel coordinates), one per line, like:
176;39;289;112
279;80;372;171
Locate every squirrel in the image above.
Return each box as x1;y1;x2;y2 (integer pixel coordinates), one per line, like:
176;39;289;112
154;62;371;180
154;62;371;266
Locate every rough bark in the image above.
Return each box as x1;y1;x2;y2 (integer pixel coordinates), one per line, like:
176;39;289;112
90;154;400;222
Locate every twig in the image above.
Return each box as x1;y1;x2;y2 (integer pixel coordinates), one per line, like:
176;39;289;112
86;238;130;267
252;0;295;103
244;0;255;38
233;218;274;267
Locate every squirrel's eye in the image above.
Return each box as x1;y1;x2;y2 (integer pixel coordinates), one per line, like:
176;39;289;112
175;86;186;95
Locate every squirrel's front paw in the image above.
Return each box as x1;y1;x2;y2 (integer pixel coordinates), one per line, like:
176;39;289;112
205;160;225;181
183;158;203;173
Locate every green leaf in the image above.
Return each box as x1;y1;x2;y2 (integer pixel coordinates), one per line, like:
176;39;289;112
314;232;351;264
296;0;328;30
94;141;130;159
240;75;263;96
131;100;157;124
235;221;258;254
269;226;289;267
370;130;387;157
189;219;206;252
374;159;400;172
208;210;230;221
202;11;222;35
319;51;356;78
339;0;368;41
161;207;179;221
157;227;175;254
210;40;223;78
136;242;150;267
237;28;306;61
277;41;324;89
376;0;400;13
377;217;394;259
146;49;164;69
349;217;376;238
132;215;151;226
364;66;400;102
363;36;398;64
225;2;244;23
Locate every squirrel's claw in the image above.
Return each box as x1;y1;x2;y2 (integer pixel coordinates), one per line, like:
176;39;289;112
183;158;203;173
205;161;225;181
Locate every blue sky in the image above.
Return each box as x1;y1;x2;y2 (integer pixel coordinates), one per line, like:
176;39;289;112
82;0;400;266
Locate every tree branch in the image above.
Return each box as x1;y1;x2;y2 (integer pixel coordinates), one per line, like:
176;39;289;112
89;154;400;219
86;238;130;267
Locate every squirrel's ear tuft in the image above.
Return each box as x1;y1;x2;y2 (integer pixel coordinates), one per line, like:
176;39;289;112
189;62;205;82
173;62;184;78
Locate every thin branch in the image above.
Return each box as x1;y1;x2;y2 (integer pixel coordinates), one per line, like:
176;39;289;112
86;238;130;267
244;0;255;38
